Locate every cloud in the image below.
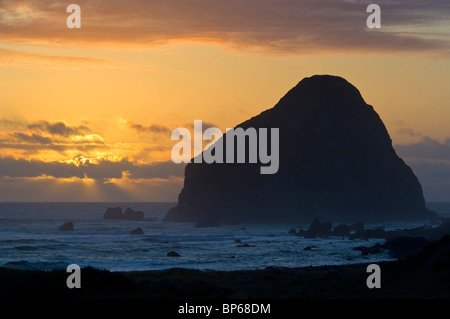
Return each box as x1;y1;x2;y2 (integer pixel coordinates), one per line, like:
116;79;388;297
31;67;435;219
127;120;218;135
10;132;52;145
0;119;109;157
0;117;26;129
0;48;157;71
0;2;41;27
0;117;173;164
0;141;104;154
189;121;217;131
0;116;185;201
27;120;89;137
0;157;185;180
0;0;449;55
397;127;424;139
0;119;103;153
0;174;183;201
395;136;450;162
401;160;450;202
394;136;450;201
127;121;172;134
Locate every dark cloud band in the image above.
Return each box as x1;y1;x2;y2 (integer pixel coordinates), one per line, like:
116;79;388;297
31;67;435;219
0;157;185;180
0;0;448;54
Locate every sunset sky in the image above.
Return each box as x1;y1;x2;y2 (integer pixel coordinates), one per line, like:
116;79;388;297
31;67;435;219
1;0;449;202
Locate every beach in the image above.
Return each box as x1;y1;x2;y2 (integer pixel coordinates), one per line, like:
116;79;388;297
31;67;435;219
2;243;450;299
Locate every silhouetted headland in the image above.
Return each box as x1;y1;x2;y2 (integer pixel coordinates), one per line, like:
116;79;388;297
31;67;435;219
165;75;436;226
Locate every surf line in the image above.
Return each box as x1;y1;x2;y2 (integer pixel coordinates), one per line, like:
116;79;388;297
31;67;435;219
171;120;279;174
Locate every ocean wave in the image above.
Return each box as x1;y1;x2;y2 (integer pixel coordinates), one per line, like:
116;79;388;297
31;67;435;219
0;218;64;223
0;238;60;244
13;244;63;251
0;202;447;272
2;260;69;271
14;245;39;251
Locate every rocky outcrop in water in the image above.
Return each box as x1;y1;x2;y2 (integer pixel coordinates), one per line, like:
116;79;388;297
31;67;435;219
130;227;144;235
58;221;74;231
103;207;144;221
165;75;436;225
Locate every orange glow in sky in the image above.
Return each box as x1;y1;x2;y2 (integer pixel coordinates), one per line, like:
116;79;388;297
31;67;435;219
1;1;449;201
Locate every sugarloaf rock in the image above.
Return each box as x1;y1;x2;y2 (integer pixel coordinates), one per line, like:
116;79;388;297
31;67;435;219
164;75;436;225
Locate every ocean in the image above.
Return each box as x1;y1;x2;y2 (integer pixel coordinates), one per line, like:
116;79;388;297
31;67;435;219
0;202;448;272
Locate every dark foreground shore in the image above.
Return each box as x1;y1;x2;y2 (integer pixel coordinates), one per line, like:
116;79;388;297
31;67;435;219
1;235;450;299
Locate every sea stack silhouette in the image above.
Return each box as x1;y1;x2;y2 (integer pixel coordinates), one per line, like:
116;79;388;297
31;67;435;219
164;75;435;226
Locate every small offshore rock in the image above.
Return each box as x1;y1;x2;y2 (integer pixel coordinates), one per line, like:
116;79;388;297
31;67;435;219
167;251;181;257
130;227;144;235
58;221;74;231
